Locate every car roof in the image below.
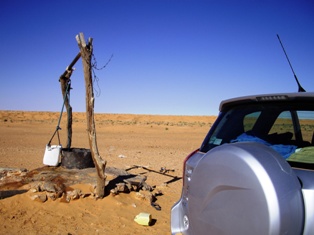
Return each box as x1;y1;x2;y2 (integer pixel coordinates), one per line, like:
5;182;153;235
219;92;314;111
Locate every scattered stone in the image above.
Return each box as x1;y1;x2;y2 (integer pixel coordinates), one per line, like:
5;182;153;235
59;193;70;203
110;188;118;196
46;192;58;201
1;165;157;203
116;183;129;193
134;190;162;210
66;189;81;200
39;182;57;192
131;184;138;192
124;175;148;191
135;190;153;202
29;193;47;203
0;168;28;182
29;188;38;193
0;167;28;174
141;182;153;191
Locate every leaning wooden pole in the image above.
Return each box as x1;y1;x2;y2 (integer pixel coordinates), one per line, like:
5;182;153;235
76;32;107;198
59;70;73;149
59;52;81;149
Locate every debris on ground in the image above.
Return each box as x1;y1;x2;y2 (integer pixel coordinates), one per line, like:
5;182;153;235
134;212;152;226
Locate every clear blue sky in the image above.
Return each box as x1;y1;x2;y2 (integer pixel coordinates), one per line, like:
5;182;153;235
0;0;313;115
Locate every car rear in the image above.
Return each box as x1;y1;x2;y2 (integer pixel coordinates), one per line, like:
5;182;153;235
171;92;314;235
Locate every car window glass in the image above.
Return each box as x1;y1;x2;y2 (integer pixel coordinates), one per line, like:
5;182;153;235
298;111;314;143
201;102;314;168
269;111;295;140
243;111;261;132
288;111;314;165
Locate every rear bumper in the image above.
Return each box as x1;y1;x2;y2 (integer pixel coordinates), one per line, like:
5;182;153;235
171;200;187;235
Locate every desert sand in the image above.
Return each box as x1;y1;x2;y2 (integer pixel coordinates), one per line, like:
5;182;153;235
0;111;216;235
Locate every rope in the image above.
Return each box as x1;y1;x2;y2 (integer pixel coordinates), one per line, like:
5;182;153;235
47;80;71;146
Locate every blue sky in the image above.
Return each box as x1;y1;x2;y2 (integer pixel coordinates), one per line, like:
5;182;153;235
0;0;313;115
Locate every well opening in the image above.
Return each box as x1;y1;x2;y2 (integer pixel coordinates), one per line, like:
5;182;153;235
61;148;95;169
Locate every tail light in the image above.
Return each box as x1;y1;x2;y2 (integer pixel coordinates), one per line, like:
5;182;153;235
181;149;199;207
182;149;199;185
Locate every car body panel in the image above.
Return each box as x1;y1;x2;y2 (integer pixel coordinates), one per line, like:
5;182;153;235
293;169;314;235
171;92;314;235
219;92;314;112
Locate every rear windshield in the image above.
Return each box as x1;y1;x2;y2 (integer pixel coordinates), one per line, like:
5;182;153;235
200;102;314;168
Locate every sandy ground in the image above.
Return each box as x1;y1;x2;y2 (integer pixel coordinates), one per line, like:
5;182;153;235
0;111;216;235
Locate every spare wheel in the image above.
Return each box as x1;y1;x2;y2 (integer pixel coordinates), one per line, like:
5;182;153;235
187;142;304;235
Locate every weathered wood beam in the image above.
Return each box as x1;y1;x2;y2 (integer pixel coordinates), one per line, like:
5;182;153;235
59;52;81;149
76;32;107;198
61;52;81;78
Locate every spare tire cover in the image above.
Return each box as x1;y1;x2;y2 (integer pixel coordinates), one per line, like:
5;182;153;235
187;142;304;235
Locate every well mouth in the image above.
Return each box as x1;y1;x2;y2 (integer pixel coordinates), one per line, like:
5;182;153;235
61;148;95;169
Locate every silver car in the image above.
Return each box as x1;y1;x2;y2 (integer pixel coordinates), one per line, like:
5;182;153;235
171;92;314;235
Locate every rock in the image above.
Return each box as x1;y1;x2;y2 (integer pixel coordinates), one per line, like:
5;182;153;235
59;193;70;203
135;190;153;202
135;190;161;211
110;188;118;195
66;189;81;200
0;167;27;174
39;182;57;192
141;182;153;191
116;183;129;193
46;192;58;201
124;175;149;191
29;193;47;203
29;188;38;193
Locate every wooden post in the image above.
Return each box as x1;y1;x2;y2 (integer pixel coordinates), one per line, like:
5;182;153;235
59;72;72;149
59;52;81;149
76;32;107;198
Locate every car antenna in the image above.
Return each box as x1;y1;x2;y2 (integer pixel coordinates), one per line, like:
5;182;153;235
277;34;306;92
